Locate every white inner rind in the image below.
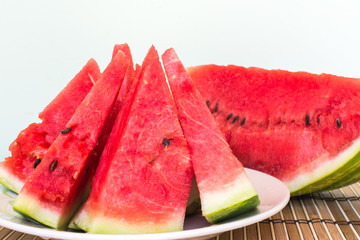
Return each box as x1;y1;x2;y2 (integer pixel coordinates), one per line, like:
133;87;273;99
201;172;257;216
74;209;184;234
286;137;360;192
13;192;63;229
0;167;24;194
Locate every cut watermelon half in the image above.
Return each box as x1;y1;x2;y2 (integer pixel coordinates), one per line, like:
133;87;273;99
0;59;101;193
73;46;193;234
187;65;360;195
12;50;130;230
162;49;260;223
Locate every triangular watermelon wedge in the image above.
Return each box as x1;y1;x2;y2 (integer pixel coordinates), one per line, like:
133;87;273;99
0;59;101;193
67;43;135;230
162;49;260;223
13;50;130;230
73;46;193;234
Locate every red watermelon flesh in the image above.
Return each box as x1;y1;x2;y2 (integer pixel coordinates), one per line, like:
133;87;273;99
13;50;129;230
110;44;135;117
88;43;135;166
73;46;193;234
67;44;135;230
187;65;360;195
162;49;259;223
0;59;101;193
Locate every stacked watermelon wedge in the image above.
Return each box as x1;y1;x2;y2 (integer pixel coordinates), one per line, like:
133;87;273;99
0;59;101;193
162;49;259;223
13;48;130;229
73;46;195;233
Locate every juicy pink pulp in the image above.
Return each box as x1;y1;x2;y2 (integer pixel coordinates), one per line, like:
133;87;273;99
188;65;360;181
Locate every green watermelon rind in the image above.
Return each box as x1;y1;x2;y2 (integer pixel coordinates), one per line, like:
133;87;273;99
321;162;360;192
13;191;84;230
206;195;260;223
288;138;360;196
318;142;360;192
201;173;260;223
13;192;66;229
0;168;23;194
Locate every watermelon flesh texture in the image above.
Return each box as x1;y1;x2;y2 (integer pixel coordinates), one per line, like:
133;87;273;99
74;46;193;234
0;59;101;193
67;44;135;230
13;51;129;230
110;43;135;120
162;49;259;223
187;65;360;195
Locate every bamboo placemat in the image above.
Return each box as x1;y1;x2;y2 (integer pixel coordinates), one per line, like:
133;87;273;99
3;183;360;239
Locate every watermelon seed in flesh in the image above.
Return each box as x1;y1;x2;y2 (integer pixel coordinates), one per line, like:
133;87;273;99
73;46;193;234
12;50;129;230
337;119;342;128
33;159;41;169
60;128;72;134
162;49;260;223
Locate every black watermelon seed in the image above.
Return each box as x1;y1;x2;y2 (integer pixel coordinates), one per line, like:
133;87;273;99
317;116;320;124
162;138;170;146
50;160;58;171
336;119;342;128
33;158;41;169
240;118;246;126
226;113;233;121
213;103;219;113
206;100;210;108
232;116;239;124
305;115;310;126
60;128;72;134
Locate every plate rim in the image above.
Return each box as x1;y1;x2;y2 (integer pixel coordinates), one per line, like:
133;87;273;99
0;168;290;240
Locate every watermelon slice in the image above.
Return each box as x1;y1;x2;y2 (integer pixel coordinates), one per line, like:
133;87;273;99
73;46;193;234
0;59;101;193
162;49;259;223
110;44;135;117
12;50;129;230
67;43;135;230
187;65;360;195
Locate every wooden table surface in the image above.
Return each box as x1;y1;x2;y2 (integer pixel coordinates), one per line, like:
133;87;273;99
3;182;360;240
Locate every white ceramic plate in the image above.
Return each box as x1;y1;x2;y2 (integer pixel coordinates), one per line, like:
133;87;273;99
0;168;289;240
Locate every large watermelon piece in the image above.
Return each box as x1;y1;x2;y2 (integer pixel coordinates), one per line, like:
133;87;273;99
162;49;259;223
67;43;135;230
12;50;130;230
73;46;193;234
87;43;135;171
187;65;360;195
0;59;101;193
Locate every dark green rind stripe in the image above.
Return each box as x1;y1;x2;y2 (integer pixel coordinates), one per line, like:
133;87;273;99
205;194;260;223
320;166;360;192
291;146;360;196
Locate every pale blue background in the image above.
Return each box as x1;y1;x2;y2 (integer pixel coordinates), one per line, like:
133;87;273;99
1;0;360;159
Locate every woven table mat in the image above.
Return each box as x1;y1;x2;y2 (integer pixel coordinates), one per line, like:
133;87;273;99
3;183;360;239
